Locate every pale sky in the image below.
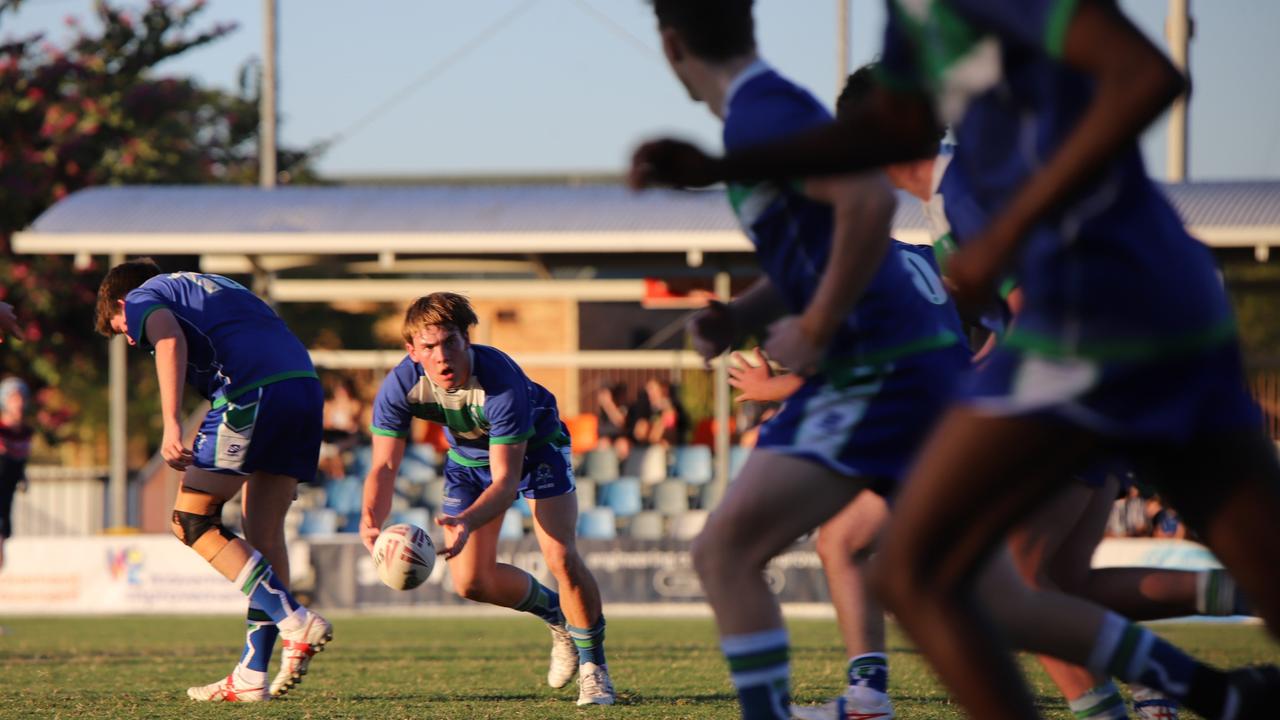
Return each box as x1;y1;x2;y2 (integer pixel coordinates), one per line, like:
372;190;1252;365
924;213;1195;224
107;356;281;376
6;0;1279;180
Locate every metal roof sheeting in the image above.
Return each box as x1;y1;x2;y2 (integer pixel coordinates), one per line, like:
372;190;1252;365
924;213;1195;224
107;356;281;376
21;180;1280;242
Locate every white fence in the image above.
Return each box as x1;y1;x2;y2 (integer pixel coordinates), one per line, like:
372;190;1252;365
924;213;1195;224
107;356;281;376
10;466;109;537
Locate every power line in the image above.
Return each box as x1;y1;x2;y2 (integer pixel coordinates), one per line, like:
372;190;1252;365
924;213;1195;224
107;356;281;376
320;0;541;153
563;0;662;62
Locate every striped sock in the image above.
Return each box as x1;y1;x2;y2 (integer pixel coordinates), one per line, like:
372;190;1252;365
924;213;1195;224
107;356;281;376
513;573;563;626
233;551;301;625
722;628;791;720
1086;612;1227;716
1196;570;1248;616
847;652;889;693
567;616;607;666
1067;682;1127;720
1131;685;1181;719
239;603;278;673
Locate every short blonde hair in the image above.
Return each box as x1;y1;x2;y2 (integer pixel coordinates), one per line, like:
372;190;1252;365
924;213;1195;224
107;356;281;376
401;292;478;344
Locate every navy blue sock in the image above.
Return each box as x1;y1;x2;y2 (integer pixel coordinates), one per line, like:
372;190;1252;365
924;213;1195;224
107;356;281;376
567;616;607;666
723;628;791;720
239;604;278;673
513;573;563;626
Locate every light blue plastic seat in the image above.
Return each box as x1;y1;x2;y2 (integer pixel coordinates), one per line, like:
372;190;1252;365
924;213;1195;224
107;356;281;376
700;481;726;510
599;477;642;518
513;494;533;518
424;478;446;512
673;445;714;486
499;508;525;540
389;507;432;530
671;510;710;541
729;446;752;481
577;507;618;540
624;445;670;485
582;448;620;483
653;479;690;516
347;444;373;479
298;508;338;538
575;479;597;512
628;511;665;540
404;443;438;468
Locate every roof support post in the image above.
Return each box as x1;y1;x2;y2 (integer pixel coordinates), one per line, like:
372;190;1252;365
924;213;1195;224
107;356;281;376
108;252;128;530
713;269;733;493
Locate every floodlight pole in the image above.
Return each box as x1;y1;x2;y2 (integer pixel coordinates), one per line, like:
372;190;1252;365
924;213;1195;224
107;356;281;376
1166;0;1190;182
256;0;279;302
260;0;278;190
836;0;851;96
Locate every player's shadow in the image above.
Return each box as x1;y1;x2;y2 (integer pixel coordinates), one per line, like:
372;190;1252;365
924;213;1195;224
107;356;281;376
343;691;545;703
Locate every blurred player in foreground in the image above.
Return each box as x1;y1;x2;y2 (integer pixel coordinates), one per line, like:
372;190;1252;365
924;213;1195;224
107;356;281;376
96;259;331;702
631;1;1280;718
640;2;971;718
359;292;615;706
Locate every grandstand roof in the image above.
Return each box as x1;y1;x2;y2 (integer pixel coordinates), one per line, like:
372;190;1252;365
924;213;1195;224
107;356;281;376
14;180;1280;256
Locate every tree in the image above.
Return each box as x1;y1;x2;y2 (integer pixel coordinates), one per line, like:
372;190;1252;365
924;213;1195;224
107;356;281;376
0;0;322;463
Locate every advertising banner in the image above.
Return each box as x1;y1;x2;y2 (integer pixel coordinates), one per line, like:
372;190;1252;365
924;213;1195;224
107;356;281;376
310;536;829;609
0;535;1228;615
0;536;246;614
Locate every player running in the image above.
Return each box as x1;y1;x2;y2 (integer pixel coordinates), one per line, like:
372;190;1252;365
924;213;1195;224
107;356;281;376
631;2;1280;718
95;259;332;702
359;292;615;707
639;3;969;718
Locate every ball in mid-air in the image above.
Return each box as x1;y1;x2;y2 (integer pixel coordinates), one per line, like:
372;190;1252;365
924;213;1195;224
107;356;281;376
372;523;435;590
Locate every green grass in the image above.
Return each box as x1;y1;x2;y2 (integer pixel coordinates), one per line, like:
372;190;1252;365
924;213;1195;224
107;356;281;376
0;616;1273;719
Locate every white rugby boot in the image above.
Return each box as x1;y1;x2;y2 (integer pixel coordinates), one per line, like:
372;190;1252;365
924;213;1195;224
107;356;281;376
548;623;579;689
576;661;617;706
269;610;333;698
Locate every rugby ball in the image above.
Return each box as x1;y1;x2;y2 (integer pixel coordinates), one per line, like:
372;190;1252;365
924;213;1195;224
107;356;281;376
372;523;436;590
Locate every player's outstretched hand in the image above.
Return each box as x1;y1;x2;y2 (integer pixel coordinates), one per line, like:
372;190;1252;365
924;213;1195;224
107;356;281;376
629;138;722;190
435;515;471;560
688;300;735;363
764;316;823;376
0;301;19;342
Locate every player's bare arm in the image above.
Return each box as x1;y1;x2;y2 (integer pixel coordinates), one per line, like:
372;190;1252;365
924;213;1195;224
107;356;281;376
146;308;193;471
436;440;526;559
630;86;935;189
765;171;896;375
946;0;1187;305
360;432;407;553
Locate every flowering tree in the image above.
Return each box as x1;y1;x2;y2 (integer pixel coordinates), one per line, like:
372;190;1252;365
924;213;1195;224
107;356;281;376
0;0;321;462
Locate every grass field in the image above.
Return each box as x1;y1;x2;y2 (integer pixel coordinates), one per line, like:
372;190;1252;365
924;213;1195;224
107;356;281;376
0;615;1274;719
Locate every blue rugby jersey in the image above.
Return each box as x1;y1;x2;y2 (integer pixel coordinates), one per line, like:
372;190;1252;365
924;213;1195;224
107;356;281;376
879;0;1234;360
931;151;1014;336
894;240;968;351
723;61;961;367
370;344;567;468
123;272;316;406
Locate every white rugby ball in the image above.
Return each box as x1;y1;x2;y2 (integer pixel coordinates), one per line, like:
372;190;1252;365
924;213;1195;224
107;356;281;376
372;523;436;590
